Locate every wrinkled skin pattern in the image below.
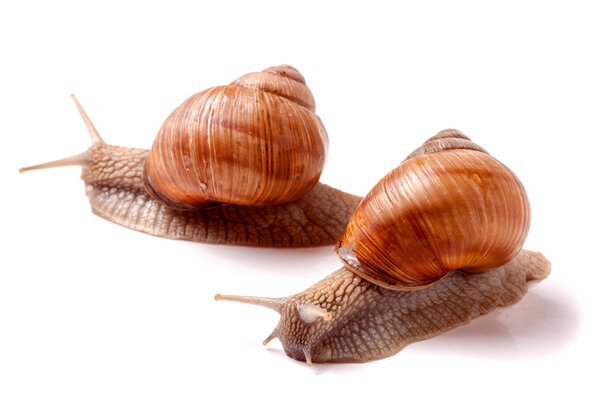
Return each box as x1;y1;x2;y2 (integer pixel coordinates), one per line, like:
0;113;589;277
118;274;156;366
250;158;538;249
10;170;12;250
270;250;550;363
83;144;361;247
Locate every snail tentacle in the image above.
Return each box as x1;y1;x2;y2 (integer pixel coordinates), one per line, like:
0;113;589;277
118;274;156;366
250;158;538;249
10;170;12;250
19;152;89;173
214;294;284;313
70;94;104;144
19;95;99;173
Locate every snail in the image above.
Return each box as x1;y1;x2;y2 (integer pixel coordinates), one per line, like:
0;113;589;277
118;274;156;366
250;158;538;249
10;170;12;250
215;129;551;364
19;65;361;247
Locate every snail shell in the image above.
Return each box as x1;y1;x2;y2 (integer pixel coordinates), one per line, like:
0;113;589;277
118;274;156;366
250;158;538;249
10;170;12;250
335;129;531;289
143;65;328;209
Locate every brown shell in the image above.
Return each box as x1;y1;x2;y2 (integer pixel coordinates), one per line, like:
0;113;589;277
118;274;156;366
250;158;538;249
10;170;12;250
334;129;531;290
143;65;328;209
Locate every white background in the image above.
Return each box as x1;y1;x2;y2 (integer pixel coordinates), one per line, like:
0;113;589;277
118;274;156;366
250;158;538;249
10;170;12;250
1;1;598;399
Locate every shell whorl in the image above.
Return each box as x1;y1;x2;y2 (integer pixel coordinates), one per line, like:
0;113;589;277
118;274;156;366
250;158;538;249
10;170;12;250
143;65;328;210
405;129;489;159
232;65;316;111
335;129;531;290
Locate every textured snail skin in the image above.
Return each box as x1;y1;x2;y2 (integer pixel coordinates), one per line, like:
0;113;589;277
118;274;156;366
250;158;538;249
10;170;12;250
82;144;359;246
256;250;550;363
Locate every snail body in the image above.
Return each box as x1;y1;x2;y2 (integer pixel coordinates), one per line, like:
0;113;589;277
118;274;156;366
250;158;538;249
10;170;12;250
216;130;551;364
217;250;550;364
20;65;360;247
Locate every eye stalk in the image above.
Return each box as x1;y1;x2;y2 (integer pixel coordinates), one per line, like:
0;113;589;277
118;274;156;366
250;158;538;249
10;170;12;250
213;294;332;323
19;95;100;174
214;294;284;313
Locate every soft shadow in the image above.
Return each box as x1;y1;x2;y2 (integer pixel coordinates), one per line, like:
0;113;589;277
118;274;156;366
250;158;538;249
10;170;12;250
263;347;368;375
308;360;368;375
264;281;581;372
412;281;581;359
186;241;337;275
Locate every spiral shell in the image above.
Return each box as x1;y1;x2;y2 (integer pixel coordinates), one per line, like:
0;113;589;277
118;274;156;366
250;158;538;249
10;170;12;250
143;65;328;209
334;129;531;290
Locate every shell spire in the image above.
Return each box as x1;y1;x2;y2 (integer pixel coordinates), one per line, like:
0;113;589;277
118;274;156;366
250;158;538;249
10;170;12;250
232;65;316;111
404;129;488;159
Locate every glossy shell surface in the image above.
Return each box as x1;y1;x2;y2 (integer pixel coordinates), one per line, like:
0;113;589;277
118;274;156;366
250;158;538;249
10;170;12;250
335;130;531;290
144;65;328;209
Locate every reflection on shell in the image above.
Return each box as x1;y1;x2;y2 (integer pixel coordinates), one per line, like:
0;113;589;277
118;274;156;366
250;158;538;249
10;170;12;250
144;65;328;210
335;129;530;290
